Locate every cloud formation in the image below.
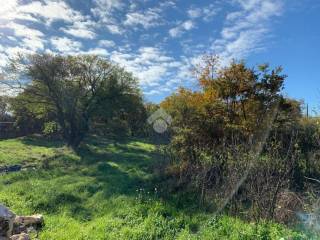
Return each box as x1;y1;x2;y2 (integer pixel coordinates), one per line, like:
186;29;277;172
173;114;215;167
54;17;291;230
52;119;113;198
212;0;283;61
0;0;285;98
169;20;195;38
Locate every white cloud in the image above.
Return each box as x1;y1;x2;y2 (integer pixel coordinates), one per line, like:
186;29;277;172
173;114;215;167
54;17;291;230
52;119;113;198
0;53;8;68
203;4;220;21
50;37;82;53
91;0;125;34
187;4;219;22
169;20;195;38
61;21;96;39
136;47;172;64
93;0;124;11
0;22;45;52
124;9;162;29
0;0;90;53
212;0;283;61
159;1;177;9
110;47;183;93
0;1;18;17
98;40;115;48
91;0;172;34
23;0;86;24
2;0;88;26
3;22;44;39
183;20;194;30
22;38;45;51
0;0;39;23
84;48;108;56
106;25;124;34
188;8;202;18
168;28;180;38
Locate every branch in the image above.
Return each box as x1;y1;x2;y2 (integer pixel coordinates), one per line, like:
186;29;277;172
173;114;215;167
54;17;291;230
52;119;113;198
304;176;320;184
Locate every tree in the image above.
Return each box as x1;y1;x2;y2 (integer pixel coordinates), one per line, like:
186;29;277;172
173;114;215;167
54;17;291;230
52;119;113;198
0;96;10;121
160;56;303;212
3;54;143;148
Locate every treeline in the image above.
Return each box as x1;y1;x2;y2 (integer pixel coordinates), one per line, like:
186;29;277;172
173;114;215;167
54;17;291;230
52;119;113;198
1;53;319;224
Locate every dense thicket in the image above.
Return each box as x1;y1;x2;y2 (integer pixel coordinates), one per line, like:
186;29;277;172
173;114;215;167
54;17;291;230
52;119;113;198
160;56;320;222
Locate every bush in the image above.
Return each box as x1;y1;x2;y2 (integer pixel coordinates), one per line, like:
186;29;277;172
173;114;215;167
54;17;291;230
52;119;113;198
159;57;320;224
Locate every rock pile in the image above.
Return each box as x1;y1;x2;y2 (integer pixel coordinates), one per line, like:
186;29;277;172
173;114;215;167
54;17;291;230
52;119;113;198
0;205;43;240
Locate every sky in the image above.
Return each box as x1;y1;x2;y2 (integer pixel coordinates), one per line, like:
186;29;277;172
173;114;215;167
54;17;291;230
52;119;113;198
0;0;319;112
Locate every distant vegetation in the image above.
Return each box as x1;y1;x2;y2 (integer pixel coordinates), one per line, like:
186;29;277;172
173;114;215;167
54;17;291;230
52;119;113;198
0;53;319;238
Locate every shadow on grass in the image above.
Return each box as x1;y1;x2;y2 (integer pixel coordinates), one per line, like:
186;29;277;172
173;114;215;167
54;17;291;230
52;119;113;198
20;135;64;148
5;135;203;218
75;139;157;195
76;139;203;214
77;135;159;170
83;134;156;148
27;162;150;221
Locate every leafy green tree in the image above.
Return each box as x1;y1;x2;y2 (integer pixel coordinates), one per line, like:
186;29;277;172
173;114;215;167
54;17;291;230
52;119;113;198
5;54;143;147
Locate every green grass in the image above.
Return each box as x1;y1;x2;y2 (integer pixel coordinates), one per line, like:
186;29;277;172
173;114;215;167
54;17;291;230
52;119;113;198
0;136;314;239
0;136;63;165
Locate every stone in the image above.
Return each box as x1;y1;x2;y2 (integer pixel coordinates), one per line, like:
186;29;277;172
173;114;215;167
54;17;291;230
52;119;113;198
14;214;43;228
12;225;27;236
9;233;30;240
0;204;16;238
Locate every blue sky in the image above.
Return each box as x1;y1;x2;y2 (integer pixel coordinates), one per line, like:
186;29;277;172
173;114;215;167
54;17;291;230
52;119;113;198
0;0;319;112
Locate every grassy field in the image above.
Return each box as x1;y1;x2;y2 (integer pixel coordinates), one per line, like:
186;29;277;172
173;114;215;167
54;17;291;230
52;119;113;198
0;136;314;239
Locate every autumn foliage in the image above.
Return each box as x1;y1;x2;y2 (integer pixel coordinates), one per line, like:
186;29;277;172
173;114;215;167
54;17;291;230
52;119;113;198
160;55;319;222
